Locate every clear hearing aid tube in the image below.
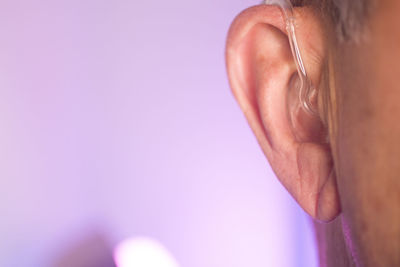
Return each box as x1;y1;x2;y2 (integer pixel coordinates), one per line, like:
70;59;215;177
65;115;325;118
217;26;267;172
264;0;317;115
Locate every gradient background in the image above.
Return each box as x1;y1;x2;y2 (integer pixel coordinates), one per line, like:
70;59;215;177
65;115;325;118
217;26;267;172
0;0;318;266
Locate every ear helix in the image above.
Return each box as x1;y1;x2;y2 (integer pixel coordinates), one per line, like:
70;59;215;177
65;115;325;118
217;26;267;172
264;0;318;115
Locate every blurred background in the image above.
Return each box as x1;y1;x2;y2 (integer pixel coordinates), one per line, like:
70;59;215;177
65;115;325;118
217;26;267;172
0;0;317;266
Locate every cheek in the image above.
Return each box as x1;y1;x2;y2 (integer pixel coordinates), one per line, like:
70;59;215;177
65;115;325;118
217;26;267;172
333;9;400;264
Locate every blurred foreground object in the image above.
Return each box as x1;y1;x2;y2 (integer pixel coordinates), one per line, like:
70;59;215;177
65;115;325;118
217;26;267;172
51;232;116;267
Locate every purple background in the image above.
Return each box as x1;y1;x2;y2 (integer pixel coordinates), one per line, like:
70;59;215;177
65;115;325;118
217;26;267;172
0;0;317;266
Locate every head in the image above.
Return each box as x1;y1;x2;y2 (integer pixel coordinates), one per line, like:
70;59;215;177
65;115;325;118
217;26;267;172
225;0;400;266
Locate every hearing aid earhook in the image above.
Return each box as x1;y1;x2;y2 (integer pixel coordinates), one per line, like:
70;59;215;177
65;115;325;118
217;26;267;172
264;0;317;115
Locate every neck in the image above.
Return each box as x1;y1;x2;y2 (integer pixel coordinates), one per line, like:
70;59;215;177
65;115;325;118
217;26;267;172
314;216;356;267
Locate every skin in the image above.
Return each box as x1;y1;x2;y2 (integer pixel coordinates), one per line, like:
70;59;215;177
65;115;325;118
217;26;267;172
226;1;400;266
326;1;400;265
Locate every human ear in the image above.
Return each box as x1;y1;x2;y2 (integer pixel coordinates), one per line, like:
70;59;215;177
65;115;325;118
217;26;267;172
225;5;340;221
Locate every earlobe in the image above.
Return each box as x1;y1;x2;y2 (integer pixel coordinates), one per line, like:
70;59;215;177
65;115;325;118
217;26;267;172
226;5;341;221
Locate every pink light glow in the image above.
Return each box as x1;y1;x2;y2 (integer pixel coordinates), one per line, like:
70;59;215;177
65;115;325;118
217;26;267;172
114;237;180;267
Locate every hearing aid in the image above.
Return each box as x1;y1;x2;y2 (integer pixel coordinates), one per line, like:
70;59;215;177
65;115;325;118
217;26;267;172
264;0;317;115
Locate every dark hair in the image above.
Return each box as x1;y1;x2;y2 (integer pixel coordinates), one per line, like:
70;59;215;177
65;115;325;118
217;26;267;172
291;0;371;41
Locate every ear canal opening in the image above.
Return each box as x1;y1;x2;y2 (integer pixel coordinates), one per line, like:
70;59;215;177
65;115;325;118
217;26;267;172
287;73;327;143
